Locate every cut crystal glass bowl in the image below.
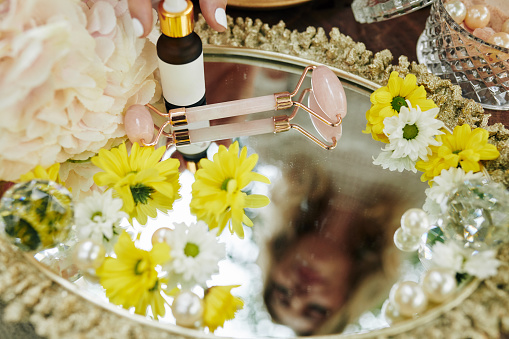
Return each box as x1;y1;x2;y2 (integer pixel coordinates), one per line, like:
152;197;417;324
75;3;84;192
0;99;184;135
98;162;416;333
417;0;509;110
352;0;434;24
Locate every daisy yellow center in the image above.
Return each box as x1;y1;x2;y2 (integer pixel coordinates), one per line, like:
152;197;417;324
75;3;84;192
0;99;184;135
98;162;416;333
184;242;200;257
391;96;408;112
134;259;149;275
130;183;155;205
403;124;419;140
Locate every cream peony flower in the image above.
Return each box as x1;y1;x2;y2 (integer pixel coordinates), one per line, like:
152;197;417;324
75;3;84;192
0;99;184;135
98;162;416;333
0;0;160;181
59;160;103;201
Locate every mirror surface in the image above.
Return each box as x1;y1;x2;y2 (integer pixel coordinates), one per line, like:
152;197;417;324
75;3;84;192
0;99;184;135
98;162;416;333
36;53;430;337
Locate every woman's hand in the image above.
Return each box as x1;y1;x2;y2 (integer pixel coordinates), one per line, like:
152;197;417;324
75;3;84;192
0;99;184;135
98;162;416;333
127;0;228;37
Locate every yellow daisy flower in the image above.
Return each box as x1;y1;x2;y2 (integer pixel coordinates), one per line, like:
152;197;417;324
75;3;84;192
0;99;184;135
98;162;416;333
190;141;270;239
92;142;180;225
19;163;61;183
203;285;244;332
363;71;437;143
416;124;500;182
96;231;171;318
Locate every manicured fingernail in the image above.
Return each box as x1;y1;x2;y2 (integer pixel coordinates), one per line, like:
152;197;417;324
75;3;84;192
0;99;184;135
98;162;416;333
215;8;227;29
132;18;144;37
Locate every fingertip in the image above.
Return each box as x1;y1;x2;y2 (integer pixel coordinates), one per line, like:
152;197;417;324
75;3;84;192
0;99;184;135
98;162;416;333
132;17;145;37
200;0;228;32
128;0;154;37
214;7;228;31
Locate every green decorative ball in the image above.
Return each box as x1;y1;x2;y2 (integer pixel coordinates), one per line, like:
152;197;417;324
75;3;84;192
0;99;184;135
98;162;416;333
0;179;74;251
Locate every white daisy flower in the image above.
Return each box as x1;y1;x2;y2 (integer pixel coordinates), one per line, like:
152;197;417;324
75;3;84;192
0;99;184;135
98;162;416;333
463;250;501;279
373;149;417;173
75;189;127;252
383;103;444;162
164;221;226;289
423;168;486;223
430;241;464;272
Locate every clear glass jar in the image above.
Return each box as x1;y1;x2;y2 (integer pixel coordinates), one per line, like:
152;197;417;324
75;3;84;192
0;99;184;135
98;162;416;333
352;0;434;24
417;0;509;110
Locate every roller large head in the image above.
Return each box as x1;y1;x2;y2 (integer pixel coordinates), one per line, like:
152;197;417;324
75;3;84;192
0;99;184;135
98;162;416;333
309;66;347;143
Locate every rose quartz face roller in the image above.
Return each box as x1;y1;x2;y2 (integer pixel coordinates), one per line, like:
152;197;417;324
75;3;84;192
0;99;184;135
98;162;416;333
124;65;347;150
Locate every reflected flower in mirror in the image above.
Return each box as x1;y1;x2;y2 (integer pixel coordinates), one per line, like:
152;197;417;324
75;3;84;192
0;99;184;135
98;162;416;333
92;142;181;225
1;138;267;329
163;221;226;290
96;231;171;318
203;285;244;332
191;141;271;239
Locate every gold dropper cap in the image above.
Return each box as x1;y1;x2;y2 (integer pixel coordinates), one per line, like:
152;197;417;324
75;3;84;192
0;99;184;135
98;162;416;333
158;0;194;38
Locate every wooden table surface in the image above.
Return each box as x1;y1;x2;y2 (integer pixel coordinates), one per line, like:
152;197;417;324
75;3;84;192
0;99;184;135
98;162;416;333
222;0;509;127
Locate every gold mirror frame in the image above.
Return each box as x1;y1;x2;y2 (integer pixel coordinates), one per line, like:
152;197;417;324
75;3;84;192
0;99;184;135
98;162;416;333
1;16;509;339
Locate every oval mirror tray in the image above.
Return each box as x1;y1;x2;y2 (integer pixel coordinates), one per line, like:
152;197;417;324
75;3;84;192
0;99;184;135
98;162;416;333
1;45;493;339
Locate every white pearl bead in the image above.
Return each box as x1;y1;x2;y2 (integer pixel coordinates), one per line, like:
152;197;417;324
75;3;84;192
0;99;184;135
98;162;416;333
445;0;467;24
401;208;429;236
171;290;204;328
72;239;106;276
394;227;421;252
464;5;491;30
381;299;404;324
421;268;457;303
151;227;172;245
389;281;428;317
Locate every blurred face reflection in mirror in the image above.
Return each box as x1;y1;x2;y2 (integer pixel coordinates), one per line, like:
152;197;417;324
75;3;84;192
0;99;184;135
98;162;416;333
261;157;403;336
267;231;352;335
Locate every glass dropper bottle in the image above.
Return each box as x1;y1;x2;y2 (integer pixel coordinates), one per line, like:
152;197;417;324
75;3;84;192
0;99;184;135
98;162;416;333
157;0;210;160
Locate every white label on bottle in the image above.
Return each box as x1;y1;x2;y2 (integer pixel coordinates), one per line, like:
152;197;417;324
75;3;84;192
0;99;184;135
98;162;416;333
158;52;210;156
158;53;206;106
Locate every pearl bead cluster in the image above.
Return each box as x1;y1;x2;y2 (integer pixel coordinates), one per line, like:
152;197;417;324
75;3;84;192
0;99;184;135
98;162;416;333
444;0;509;48
383;268;457;322
393;208;430;252
387;208;457;323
